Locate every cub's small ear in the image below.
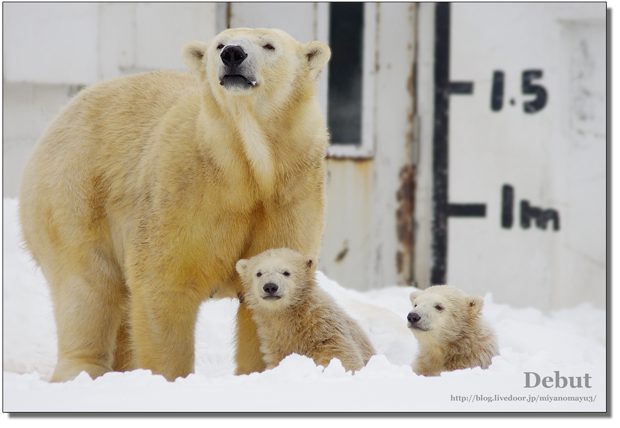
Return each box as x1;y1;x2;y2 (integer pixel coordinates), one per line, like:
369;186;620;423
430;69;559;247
468;296;484;315
304;256;319;273
235;259;249;276
181;41;208;73
409;290;422;304
302;41;331;80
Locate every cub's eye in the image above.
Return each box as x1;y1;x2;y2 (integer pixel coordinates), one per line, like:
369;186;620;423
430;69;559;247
414;304;417;308
263;43;275;50
435;305;444;311
256;272;262;277
217;44;225;50
283;271;290;277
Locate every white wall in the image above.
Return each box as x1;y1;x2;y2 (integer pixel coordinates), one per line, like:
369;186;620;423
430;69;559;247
4;3;100;85
3;3;218;197
414;3;606;310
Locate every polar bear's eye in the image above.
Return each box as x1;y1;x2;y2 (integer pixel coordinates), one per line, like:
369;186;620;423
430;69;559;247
217;44;225;50
263;44;275;51
435;305;444;311
283;271;290;277
256;272;262;277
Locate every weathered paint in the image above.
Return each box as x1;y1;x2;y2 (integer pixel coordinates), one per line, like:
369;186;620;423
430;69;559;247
395;164;415;279
320;3;417;291
322;158;373;289
334;244;349;263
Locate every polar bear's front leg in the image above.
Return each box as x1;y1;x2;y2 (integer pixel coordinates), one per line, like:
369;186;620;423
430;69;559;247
234;301;267;375
129;286;201;381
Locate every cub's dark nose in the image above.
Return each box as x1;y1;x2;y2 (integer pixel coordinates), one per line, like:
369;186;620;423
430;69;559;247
221;45;248;67
407;312;420;324
263;283;279;294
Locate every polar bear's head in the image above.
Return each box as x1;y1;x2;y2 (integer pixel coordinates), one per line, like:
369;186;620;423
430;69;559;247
236;248;318;312
182;28;330;107
407;285;485;343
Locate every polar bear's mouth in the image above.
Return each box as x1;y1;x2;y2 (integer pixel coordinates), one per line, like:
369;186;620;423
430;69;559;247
220;75;258;88
408;322;430;332
262;296;281;301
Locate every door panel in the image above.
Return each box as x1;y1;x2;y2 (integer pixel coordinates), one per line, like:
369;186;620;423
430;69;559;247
228;3;417;291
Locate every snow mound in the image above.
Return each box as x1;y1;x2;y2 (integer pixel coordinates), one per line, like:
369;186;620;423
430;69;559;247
2;198;606;412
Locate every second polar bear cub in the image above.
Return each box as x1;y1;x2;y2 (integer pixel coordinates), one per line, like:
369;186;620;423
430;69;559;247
236;248;375;372
407;285;498;376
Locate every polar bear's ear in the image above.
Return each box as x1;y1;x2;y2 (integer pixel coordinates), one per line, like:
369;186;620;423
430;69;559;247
302;41;331;80
182;41;209;73
304;256;319;273
409;291;422;304
236;259;249;276
467;296;484;315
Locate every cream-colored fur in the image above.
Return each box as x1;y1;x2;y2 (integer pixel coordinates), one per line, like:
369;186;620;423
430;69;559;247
19;28;330;382
236;248;375;372
407;285;498;376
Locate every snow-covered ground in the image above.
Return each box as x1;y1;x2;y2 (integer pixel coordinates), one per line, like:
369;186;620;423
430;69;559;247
2;198;607;413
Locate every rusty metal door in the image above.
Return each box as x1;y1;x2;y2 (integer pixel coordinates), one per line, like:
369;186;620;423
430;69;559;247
228;3;418;291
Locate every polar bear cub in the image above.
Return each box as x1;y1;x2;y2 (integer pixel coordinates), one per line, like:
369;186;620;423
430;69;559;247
236;248;375;372
407;285;498;376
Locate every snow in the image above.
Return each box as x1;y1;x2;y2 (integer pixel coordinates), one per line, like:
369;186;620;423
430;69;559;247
2;198;607;413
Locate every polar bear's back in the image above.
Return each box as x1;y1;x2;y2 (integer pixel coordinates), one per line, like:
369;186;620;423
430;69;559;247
36;70;199;153
18;70;203;268
20;70;203;200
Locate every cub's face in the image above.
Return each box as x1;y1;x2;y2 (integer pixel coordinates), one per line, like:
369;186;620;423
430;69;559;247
407;286;483;341
181;28;330;108
236;248;318;312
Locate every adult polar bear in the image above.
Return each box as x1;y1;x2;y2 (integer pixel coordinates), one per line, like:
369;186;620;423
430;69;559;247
19;28;331;382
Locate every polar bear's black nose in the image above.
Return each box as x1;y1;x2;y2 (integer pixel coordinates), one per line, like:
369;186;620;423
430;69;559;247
263;283;279;294
221;45;248;67
407;312;420;324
